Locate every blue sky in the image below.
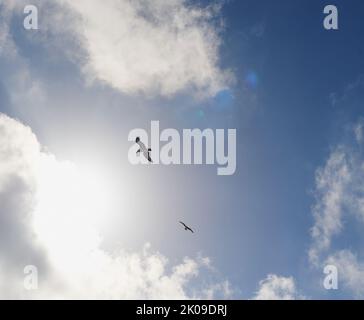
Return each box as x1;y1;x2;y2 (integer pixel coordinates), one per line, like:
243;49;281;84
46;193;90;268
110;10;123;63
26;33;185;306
1;0;364;299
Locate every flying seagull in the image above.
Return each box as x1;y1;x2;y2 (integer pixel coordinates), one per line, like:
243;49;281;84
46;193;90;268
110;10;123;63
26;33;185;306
179;221;194;233
136;137;153;163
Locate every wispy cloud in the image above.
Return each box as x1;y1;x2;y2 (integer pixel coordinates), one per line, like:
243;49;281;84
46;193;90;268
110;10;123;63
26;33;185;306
309;119;364;297
309;148;351;265
326;250;364;298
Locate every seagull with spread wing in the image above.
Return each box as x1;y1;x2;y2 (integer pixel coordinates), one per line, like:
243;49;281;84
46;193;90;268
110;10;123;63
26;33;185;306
179;221;194;233
136;137;153;163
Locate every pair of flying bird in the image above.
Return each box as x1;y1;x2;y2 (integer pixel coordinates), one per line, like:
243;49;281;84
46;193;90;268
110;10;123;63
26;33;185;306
135;137;194;234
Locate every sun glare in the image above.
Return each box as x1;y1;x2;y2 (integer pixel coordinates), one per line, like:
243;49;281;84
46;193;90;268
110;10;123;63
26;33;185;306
32;153;117;268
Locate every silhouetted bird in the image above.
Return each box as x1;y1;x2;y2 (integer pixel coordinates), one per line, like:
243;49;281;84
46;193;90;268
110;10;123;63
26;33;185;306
179;221;194;233
136;137;153;163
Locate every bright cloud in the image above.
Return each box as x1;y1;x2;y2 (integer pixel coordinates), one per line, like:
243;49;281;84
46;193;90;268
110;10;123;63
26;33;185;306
0;113;49;297
253;274;299;300
48;0;234;98
3;0;233;98
0;113;231;299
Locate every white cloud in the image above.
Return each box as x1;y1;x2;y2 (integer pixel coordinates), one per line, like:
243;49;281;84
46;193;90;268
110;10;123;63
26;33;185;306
45;0;233;98
2;0;235;102
0;113;49;297
0;113;231;299
326;250;364;298
309;149;351;265
2;0;233;98
309;120;364;297
309;132;364;265
253;274;299;300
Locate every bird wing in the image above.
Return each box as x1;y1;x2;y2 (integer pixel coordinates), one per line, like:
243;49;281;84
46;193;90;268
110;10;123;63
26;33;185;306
137;140;148;153
179;221;187;228
142;150;153;163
